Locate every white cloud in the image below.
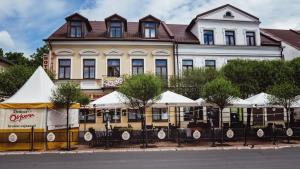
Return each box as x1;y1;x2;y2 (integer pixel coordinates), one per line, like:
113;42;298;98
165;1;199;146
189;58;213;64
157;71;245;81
79;0;300;29
0;31;15;49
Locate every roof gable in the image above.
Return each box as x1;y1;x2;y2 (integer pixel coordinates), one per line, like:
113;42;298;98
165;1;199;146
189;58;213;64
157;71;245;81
105;13;128;31
186;4;259;31
65;13;92;32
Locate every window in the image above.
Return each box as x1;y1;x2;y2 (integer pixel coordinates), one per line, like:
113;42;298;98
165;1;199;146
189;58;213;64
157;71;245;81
225;31;235;46
58;59;71;79
132;59;144;75
203;30;214;45
107;59;120;77
267;108;284;121
144;22;156;38
225;11;233;17
70;21;82;37
152;108;168;122
83;59;95;79
103;109;121;123
246;31;256;46
155;59;168;80
128;109;142;122
183;107;203;121
182;60;193;71
110;22;122;38
205;60;216;69
79;109;96;123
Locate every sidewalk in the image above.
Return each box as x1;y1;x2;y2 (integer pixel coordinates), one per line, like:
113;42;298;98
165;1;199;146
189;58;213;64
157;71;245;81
1;143;300;155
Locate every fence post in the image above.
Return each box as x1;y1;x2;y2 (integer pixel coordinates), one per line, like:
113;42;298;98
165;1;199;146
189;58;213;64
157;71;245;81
244;125;247;146
177;128;181;147
211;126;216;147
31;126;34;151
272;124;276;145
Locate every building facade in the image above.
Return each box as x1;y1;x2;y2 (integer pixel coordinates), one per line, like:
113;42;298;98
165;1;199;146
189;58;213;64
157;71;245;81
0;57;12;72
173;4;282;74
45;13;175;99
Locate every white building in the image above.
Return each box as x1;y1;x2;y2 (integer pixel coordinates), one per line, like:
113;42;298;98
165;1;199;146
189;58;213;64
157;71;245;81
172;4;283;73
261;29;300;61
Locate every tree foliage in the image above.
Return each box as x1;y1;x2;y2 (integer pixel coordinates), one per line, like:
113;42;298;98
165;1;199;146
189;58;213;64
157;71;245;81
0;65;35;96
268;82;300;109
202;77;240;109
119;74;162;108
51;82;83;106
170;68;219;100
222;59;293;98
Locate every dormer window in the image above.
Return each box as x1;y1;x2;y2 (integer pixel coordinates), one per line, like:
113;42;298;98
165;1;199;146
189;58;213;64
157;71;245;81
70;21;82;37
144;22;156;38
110;22;122;38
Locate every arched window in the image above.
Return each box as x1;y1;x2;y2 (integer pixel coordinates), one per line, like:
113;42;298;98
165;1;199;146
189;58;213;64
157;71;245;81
225;11;233;17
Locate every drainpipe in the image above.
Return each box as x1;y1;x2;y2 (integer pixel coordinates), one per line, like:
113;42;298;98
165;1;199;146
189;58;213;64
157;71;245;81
280;45;285;61
176;42;179;78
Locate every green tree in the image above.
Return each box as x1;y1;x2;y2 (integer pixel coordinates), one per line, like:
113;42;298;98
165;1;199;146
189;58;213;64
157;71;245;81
203;77;240;144
30;45;49;67
118;74;162;147
4;52;30;66
289;57;300;86
170;68;219;100
268;82;300;129
0;65;35;97
51;82;84;150
0;48;3;57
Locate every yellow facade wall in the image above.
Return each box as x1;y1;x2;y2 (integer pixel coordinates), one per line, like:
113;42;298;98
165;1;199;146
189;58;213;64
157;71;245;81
79;107;176;131
0;128;78;151
0;62;10;72
50;44;174;79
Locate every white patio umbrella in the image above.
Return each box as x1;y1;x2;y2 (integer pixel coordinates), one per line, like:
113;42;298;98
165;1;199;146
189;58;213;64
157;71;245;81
229;97;252;107
245;92;274;107
90;91;130;109
151;91;198;108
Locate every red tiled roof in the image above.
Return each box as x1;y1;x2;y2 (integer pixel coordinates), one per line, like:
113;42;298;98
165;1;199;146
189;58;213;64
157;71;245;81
46;19;279;46
261;29;300;50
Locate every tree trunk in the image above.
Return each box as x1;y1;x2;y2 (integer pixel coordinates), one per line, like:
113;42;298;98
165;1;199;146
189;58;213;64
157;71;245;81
220;108;224;145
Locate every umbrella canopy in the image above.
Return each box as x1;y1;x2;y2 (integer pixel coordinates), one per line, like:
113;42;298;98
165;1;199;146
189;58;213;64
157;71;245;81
90;91;131;109
229;97;251;107
245;92;273;107
151;91;198;108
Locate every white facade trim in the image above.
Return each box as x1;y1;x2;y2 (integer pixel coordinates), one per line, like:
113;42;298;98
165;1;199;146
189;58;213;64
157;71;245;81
104;48;124;56
51;41;173;46
54;48;74;56
152;49;170;56
79;49;100;56
128;49;148;56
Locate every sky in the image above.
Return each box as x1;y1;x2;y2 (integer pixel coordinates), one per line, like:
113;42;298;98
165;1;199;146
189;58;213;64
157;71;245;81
0;0;299;57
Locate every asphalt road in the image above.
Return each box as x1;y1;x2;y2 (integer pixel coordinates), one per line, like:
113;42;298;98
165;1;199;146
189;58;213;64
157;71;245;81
1;148;300;169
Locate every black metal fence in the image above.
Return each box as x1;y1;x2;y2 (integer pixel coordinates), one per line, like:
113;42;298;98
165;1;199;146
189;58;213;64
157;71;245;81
1;126;300;151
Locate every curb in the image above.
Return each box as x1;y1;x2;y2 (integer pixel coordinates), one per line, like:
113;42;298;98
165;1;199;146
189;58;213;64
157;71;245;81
1;145;300;155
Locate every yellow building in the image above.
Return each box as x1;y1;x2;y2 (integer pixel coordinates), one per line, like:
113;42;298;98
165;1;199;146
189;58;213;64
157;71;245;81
44;13;179;131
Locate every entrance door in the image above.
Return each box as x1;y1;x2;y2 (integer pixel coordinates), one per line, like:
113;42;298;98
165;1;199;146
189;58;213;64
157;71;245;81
230;108;243;128
207;107;220;128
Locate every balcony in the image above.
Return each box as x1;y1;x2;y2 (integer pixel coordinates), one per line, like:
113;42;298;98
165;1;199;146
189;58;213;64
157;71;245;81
54;79;102;90
102;76;124;88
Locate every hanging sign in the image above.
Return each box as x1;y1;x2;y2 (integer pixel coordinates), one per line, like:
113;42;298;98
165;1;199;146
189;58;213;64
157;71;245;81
257;129;264;138
121;131;130;141
157;129;166;140
286;128;293;137
47;132;56;142
226;129;234;139
84;132;93;142
193;130;201;140
8;133;18;143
